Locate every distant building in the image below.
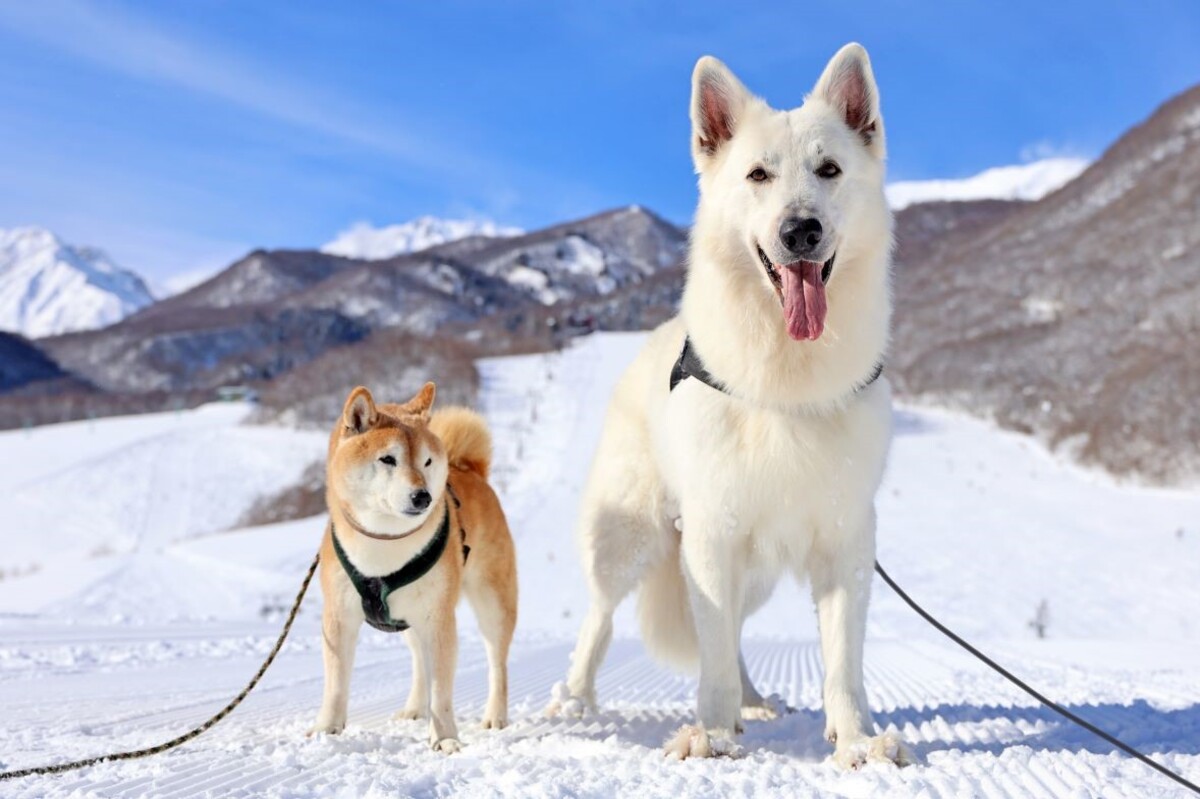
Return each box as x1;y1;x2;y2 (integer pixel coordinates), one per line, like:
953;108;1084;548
216;385;259;403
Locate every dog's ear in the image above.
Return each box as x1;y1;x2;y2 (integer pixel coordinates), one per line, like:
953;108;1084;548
690;56;750;167
813;43;884;154
402;382;436;421
342;386;378;435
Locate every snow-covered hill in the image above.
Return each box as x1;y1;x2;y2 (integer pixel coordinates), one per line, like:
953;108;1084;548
0;334;1197;797
886;157;1089;210
0;227;155;339
321;216;523;260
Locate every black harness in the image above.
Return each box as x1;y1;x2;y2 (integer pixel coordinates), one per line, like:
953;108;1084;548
331;493;469;633
669;335;884;397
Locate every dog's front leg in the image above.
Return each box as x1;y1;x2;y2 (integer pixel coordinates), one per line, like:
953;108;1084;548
664;519;743;759
311;596;362;735
416;605;461;753
811;508;910;769
394;630;428;720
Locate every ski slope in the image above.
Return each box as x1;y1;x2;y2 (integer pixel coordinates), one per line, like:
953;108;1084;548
1;333;1198;798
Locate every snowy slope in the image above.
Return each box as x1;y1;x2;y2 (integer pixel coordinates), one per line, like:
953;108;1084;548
0;227;155;338
0;404;328;620
886;158;1090;210
0;333;1197;797
321;217;523;260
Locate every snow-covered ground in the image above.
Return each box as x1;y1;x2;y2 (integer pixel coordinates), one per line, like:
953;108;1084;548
1;333;1198;798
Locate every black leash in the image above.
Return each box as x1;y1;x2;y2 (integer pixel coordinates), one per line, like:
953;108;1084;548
0;551;321;783
875;560;1200;796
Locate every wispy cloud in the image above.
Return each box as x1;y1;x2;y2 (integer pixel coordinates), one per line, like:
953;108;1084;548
0;1;475;176
0;0;601;217
0;0;612;281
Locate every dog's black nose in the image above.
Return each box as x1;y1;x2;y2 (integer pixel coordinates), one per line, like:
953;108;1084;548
780;217;823;256
409;489;432;511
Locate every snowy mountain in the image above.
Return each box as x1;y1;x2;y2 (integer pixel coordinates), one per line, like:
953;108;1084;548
321;216;523;260
886;157;1089;210
891;84;1200;484
36;207;684;401
0;227;155;338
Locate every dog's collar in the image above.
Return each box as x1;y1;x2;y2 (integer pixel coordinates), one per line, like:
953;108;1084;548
337;505;420;541
669;335;884;401
331;500;452;633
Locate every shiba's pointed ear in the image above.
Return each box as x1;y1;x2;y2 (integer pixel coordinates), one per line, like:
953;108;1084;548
342;386;378;435
402;382;436;421
813;43;884;155
691;56;750;167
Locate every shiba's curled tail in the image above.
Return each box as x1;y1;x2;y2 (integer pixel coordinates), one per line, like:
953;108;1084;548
430;407;492;479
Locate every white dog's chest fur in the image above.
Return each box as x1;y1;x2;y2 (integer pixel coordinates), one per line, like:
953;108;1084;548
652;374;892;573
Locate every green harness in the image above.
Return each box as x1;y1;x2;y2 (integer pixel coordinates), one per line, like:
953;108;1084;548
331;500;452;633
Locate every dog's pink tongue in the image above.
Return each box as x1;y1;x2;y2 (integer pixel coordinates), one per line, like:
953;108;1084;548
782;262;826;340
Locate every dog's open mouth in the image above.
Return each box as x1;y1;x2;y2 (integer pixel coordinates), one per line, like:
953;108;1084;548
757;246;834;341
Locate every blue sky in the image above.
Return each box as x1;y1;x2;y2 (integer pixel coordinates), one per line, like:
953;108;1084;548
1;1;1199;286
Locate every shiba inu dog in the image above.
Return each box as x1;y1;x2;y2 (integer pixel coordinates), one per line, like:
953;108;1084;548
548;44;910;768
311;383;517;753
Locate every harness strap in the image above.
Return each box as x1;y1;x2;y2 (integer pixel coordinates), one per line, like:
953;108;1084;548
331;500;452;633
669;336;727;394
446;482;471;564
669;335;884;398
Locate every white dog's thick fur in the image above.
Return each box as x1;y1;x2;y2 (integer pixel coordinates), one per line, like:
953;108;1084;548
547;44;909;768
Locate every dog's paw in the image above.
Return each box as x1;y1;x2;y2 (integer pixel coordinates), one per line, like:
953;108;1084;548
392;706;426;721
833;732;912;770
741;693;794;722
663;725;742;760
431;737;462;754
544;681;591;718
306;719;345;737
480;711;508;730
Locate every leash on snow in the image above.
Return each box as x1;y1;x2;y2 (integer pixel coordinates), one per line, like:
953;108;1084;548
1;552;1195;794
0;552;321;783
875;560;1200;796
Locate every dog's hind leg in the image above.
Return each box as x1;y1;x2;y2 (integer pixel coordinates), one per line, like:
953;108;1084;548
551;595;617;716
548;505;661;718
738;649;792;721
548;390;668;718
738;583;792;721
464;565;517;729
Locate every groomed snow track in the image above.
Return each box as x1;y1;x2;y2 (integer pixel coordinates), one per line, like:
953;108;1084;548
2;628;1197;798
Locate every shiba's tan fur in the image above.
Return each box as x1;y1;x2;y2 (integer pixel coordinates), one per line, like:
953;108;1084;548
311;383;517;752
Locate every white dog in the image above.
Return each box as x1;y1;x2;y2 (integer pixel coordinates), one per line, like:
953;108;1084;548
548;43;909;768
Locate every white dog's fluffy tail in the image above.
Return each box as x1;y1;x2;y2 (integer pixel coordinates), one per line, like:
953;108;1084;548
637;542;699;671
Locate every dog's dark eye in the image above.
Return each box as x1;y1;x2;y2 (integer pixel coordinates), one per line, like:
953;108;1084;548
379;455;396;466
747;167;769;183
816;161;842;179
424;458;432;468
